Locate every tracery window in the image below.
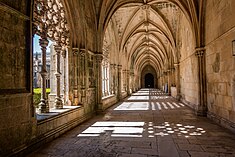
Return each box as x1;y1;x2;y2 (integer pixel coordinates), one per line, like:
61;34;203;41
33;0;69;113
102;38;111;97
102;59;110;96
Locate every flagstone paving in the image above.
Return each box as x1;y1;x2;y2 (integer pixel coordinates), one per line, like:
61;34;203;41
27;89;235;157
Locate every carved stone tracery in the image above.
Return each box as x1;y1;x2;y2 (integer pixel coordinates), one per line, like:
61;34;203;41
33;0;70;112
34;0;69;46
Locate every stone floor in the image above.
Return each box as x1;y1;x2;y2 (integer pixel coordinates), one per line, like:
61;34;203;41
27;89;235;157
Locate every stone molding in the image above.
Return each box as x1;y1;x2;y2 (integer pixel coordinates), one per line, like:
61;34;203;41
195;47;205;57
80;49;86;56
117;65;122;70
96;54;103;63
72;48;79;55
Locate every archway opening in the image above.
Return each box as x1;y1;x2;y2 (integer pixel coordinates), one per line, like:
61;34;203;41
145;73;154;88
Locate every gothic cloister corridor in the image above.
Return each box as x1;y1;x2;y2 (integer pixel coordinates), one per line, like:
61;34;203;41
27;89;235;157
1;0;235;156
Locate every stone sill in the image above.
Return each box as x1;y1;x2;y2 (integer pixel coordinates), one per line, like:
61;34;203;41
102;94;115;100
36;106;82;123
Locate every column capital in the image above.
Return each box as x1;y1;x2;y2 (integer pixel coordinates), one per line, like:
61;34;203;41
61;48;66;58
96;54;103;63
72;48;79;56
130;69;134;75
195;47;205;57
80;49;86;56
54;44;62;53
39;70;47;76
163;71;167;75
169;67;175;72
39;38;49;48
113;64;117;69
130;69;134;74
118;65;122;69
174;63;179;67
110;64;116;68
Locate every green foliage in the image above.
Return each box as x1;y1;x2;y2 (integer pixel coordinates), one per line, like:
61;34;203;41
34;88;50;94
33;88;50;108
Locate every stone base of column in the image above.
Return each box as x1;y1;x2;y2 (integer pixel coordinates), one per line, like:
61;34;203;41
118;96;123;101
48;93;56;108
73;97;79;106
196;106;207;117
176;94;181;101
38;100;49;113
73;89;78;106
55;97;63;109
95;103;103;114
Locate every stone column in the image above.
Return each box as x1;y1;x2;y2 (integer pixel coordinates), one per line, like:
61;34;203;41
117;65;122;100
62;48;67;105
54;44;63;109
80;50;86;104
96;54;103;111
105;63;109;95
126;70;130;95
195;47;207;116
122;70;126;92
164;72;167;92
110;64;114;94
160;74;163;89
108;64;110;95
232;76;235;109
102;64;105;96
72;48;79;105
160;73;162;90
129;72;131;92
167;69;171;94
114;64;118;94
162;72;166;92
174;63;181;100
133;74;136;92
171;68;175;86
131;71;135;92
38;38;49;113
80;50;86;88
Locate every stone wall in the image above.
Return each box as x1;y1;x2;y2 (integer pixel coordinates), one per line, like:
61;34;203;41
205;0;235;131
0;1;35;156
102;95;118;110
178;13;199;109
0;1;99;156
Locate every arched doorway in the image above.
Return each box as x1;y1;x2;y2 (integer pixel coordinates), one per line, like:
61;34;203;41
145;73;154;88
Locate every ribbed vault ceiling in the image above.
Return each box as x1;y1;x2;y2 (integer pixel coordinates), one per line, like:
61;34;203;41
62;0;203;76
103;0;185;76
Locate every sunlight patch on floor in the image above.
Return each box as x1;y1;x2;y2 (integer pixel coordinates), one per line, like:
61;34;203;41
114;102;149;110
77;121;144;137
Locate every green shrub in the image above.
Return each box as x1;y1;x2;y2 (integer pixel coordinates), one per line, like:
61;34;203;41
33;88;50;108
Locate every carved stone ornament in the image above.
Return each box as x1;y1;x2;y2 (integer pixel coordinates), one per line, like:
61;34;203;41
80;49;86;56
96;54;103;63
33;0;69;46
195;47;205;57
72;48;79;55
